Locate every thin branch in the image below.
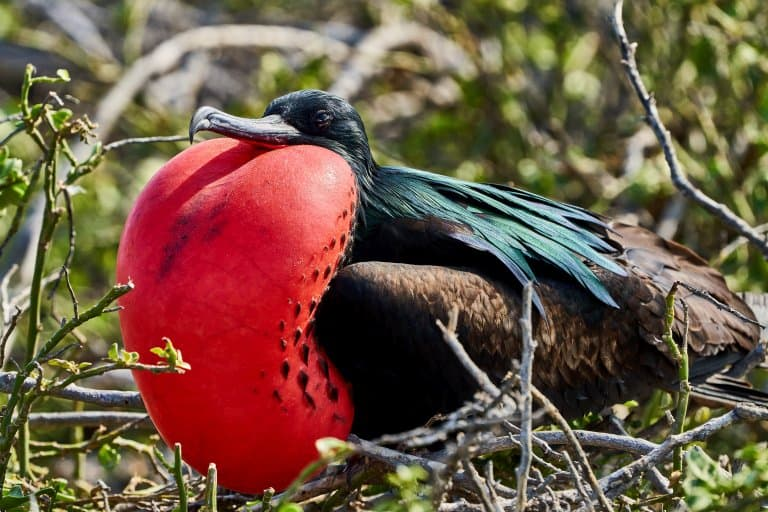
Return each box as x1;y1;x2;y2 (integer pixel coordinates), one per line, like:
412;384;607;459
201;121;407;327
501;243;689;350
0;371;143;408
531;386;614;511
28;411;150;428
562;450;595;512
516;284;536;511
607;415;670;495
329;22;475;100
464;457;503;512
611;0;768;258
598;403;768;498
468;430;658;459
104;134;188;152
32;283;133;362
48;185;77;312
0;124;24;147
0;307;21;369
436;306;508;406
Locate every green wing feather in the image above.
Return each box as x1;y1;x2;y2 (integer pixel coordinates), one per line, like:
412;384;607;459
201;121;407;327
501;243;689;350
362;166;625;309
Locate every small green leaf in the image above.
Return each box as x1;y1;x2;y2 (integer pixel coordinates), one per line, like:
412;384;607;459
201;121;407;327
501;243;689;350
107;343;119;362
98;443;121;470
29;103;42;119
48;358;79;373
0;149;28;209
47;108;73;131
150;338;191;371
0;486;57;510
315;437;353;460
277;503;302;512
56;68;71;82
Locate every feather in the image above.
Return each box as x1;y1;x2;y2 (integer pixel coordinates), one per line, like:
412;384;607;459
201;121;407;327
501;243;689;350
363;166;625;308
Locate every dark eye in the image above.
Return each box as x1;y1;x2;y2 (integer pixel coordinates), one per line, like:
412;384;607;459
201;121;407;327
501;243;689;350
313;110;332;131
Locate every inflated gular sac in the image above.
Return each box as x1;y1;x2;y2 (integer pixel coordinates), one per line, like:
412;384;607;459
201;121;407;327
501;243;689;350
117;139;356;493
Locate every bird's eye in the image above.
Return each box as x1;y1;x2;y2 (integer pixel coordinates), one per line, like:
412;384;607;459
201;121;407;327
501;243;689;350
313;110;332;131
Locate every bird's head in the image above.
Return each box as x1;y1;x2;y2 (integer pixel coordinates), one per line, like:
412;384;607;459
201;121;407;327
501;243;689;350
189;90;375;179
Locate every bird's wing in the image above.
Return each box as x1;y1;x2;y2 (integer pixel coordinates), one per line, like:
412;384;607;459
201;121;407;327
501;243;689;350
608;223;761;362
316;261;679;437
365;166;626;309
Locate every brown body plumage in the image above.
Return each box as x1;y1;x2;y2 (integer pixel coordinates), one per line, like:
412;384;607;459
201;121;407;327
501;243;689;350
318;222;761;437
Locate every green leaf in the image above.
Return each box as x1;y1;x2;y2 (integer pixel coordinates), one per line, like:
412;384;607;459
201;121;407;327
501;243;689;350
107;343;119;362
277;503;302;512
28;103;42;119
47;108;73;131
0;486;57;510
98;443;121;470
0;148;28;209
150;337;191;371
315;437;353;460
48;358;79;373
56;68;71;82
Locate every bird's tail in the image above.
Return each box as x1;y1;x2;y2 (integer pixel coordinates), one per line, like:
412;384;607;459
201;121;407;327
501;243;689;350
691;292;768;408
692;374;768;409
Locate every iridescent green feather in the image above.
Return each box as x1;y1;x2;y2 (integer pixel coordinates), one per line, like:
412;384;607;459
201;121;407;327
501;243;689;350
362;166;625;309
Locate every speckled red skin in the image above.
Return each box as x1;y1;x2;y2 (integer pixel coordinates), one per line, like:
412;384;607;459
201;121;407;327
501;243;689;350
116;139;356;493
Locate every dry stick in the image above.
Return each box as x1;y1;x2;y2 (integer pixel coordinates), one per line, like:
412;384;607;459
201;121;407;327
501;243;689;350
464;457;503;512
516;284;536;511
716;223;768;264
611;0;768;259
28;411;150;428
103;135;188;152
476;430;657;458
598;402;768;499
436;306;501;399
606;415;670;495
434;308;514;506
0;372;143;408
561;451;595;512
530;386;614;512
484;462;504;511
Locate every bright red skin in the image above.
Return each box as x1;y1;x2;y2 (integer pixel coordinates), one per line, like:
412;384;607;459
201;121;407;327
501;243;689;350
117;139;356;493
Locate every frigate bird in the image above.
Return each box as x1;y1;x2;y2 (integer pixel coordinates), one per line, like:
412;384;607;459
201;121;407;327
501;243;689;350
188;89;762;438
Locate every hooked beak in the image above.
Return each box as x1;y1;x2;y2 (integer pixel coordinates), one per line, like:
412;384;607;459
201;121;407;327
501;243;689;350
189;106;303;147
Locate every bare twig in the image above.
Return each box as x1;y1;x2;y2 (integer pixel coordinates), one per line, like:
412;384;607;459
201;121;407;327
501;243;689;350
28;411;150;428
436;306;509;406
598;403;768;498
0;307;21;369
562;450;595;512
329;22;475;100
0;372;143;408
611;0;768;258
464;457;503;512
104;134;188;152
531;386;614;511
468;430;658;459
516;283;536;511
716;223;768;264
607;415;671;495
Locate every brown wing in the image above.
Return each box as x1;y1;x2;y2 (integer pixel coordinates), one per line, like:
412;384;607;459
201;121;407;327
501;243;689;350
316;221;761;438
608;223;760;370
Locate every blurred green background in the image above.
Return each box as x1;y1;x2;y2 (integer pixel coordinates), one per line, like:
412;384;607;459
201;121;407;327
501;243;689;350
0;0;766;361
